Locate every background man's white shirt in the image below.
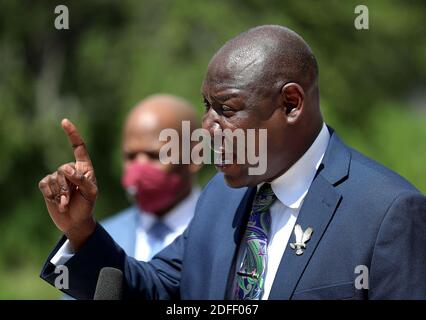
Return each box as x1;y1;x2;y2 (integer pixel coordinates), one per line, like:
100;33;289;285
134;188;199;261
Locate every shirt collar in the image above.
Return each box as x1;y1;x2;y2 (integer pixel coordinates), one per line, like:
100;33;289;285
270;123;330;209
138;187;200;232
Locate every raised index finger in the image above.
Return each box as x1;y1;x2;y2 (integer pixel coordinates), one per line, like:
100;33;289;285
61;118;92;163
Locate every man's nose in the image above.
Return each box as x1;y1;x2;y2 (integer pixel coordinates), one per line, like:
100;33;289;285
203;108;222;137
203;110;226;155
135;153;152;164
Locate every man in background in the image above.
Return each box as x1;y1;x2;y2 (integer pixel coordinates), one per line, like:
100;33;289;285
101;94;201;260
61;94;202;299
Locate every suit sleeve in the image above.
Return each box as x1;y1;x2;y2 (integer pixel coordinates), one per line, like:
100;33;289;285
40;222;189;300
369;191;426;299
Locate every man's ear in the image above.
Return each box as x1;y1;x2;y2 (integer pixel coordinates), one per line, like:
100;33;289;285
281;82;304;124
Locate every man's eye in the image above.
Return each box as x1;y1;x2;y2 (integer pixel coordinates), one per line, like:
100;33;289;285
146;152;159;160
125;153;136;160
221;105;234;115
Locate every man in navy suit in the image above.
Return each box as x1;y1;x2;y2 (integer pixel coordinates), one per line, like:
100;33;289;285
39;25;426;299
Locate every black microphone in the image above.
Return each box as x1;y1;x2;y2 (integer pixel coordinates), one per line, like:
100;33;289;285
93;267;123;300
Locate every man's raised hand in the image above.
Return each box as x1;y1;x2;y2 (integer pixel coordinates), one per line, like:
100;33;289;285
38;119;98;251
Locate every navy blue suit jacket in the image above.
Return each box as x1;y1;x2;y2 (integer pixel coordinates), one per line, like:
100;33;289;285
40;130;426;299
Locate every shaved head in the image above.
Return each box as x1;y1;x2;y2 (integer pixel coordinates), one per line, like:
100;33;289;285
124;94;198;140
122;94;200;215
206;25;319;97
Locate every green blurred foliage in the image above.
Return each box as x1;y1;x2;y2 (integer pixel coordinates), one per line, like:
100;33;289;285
0;0;425;298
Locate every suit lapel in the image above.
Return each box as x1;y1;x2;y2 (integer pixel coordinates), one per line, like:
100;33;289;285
268;174;341;299
208;186;256;299
268;132;351;299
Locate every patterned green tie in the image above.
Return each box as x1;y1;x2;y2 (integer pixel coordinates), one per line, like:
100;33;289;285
234;183;277;300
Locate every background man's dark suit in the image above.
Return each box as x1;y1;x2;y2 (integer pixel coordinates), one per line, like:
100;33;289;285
40;130;426;299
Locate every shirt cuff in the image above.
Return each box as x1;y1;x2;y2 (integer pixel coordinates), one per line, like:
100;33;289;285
50;239;75;266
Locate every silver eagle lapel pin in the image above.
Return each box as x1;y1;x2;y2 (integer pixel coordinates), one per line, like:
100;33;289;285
290;224;313;256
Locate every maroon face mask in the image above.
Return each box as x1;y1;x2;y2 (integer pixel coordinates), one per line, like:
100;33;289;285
121;162;183;214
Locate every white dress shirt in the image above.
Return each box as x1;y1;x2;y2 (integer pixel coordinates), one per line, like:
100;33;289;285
134;188;200;261
51;124;330;300
231;123;330;299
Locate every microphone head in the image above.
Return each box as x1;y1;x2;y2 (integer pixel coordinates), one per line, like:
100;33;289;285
93;267;123;300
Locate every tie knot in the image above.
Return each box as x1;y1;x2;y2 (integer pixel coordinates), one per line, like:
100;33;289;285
148;220;170;242
252;183;276;214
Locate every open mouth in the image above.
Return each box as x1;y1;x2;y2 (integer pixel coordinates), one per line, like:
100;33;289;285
210;143;235;166
213;150;240;172
209;134;243;170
